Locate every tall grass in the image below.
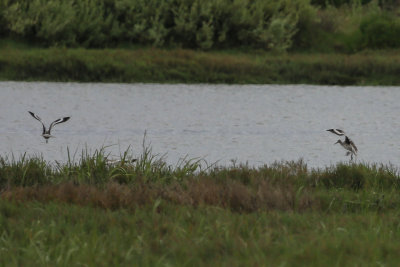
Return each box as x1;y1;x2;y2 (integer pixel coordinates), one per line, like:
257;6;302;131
2;144;400;213
2;201;400;266
2;147;400;264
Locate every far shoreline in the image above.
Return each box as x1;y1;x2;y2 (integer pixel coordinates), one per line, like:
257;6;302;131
1;47;400;85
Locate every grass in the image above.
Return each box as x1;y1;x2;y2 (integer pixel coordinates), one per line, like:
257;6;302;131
1;147;400;213
2;202;400;266
2;147;400;265
2;47;400;85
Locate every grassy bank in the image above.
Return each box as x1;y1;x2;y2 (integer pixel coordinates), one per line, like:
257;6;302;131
1;148;400;265
1;47;400;85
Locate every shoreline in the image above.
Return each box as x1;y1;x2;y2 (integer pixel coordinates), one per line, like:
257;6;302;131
1;47;400;85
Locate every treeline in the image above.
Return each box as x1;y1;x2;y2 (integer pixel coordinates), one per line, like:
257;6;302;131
0;0;400;51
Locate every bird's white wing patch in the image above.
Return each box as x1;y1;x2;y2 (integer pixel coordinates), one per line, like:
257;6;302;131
49;117;70;132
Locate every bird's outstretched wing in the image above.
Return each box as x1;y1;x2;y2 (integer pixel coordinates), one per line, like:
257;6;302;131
326;129;345;136
349;139;358;153
345;136;358;153
28;111;46;134
49;117;70;132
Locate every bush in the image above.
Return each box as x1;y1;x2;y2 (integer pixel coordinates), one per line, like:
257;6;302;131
1;0;116;47
0;0;318;51
359;14;400;49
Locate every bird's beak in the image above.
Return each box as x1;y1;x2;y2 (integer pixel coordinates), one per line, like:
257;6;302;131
334;140;339;144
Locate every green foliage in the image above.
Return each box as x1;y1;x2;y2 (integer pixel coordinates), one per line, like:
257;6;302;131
2;155;400;266
2;0;400;51
3;202;400;266
113;0;171;46
0;154;54;187
0;0;317;50
359;13;400;49
0;141;203;188
292;0;400;52
1;0;115;47
2;147;400;213
311;0;373;7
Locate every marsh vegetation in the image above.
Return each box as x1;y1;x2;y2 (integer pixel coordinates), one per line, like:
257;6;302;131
1;145;400;213
1;1;400;264
1;48;400;84
1;146;400;265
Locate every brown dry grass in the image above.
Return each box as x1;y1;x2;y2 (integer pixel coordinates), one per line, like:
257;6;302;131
0;176;318;213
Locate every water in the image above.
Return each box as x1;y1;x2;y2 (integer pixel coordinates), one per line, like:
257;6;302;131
1;82;399;168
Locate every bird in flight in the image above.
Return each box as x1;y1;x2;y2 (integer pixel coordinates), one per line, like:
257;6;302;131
327;128;358;161
334;135;358;161
28;111;70;143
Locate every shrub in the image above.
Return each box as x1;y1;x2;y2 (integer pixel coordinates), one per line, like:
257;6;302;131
359;14;400;49
0;0;318;51
1;0;116;47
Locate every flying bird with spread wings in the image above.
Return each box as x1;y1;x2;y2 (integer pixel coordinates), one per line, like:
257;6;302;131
28;111;70;143
327;128;358;161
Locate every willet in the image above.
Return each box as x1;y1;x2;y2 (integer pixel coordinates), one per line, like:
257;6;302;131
335;136;358;160
28;111;70;143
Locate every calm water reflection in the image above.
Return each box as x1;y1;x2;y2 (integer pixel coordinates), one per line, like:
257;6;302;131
1;82;399;168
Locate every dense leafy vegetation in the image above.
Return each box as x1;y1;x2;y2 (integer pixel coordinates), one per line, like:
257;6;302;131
0;0;315;50
0;0;400;51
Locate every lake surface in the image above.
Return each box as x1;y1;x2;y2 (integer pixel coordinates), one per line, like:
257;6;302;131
1;82;399;168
